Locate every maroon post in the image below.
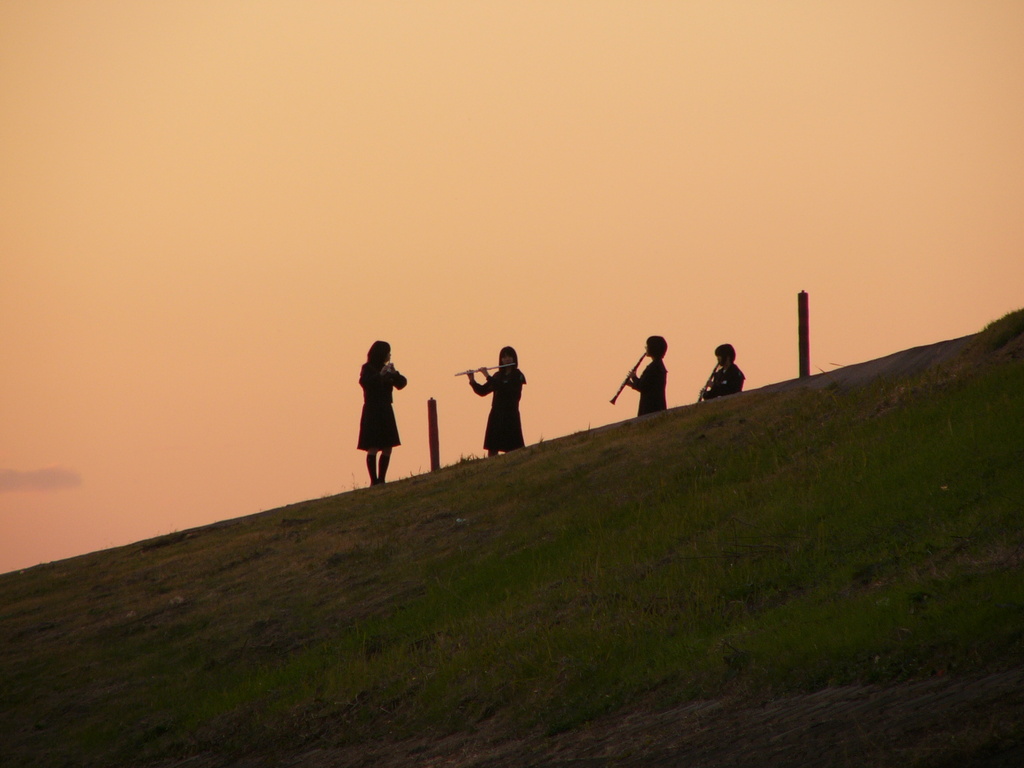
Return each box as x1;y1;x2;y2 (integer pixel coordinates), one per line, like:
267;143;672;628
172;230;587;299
798;291;810;378
427;398;440;472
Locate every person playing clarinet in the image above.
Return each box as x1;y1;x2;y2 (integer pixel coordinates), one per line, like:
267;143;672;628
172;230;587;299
357;340;407;485
699;343;745;401
626;336;668;416
465;346;526;456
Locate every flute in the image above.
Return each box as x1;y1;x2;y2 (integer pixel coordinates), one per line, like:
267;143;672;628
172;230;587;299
610;352;647;405
454;363;516;377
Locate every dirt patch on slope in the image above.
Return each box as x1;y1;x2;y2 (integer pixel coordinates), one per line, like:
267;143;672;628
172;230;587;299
756;334;975;396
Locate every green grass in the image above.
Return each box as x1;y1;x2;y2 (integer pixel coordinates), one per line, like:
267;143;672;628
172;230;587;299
2;309;1023;766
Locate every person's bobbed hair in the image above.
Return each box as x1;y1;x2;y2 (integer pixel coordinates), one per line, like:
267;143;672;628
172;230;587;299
714;343;736;363
367;340;391;368
646;336;668;359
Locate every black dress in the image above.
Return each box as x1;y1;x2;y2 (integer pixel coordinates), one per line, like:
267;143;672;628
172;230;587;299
470;369;526;452
636;359;667;416
702;364;745;400
357;363;407;450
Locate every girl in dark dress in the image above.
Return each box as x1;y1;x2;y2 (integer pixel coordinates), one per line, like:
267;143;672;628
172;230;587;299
627;335;668;416
357;340;407;485
700;343;745;401
465;346;526;456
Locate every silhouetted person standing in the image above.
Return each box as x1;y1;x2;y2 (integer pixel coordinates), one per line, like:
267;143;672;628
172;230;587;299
700;343;745;401
357;340;407;485
465;346;526;456
627;336;668;416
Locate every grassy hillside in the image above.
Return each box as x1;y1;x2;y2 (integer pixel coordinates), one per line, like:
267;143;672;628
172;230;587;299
2;310;1023;767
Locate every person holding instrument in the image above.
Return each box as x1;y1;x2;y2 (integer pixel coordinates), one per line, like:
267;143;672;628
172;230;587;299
626;335;668;416
464;346;526;456
699;343;745;401
357;340;407;485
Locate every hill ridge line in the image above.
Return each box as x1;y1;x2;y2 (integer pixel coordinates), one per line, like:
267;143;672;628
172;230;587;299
589;333;976;439
130;333;980;547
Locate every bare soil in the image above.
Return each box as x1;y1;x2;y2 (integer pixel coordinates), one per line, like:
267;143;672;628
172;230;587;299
756;334;976;395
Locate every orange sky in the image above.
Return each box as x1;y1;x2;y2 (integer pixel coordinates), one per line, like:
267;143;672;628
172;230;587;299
2;1;1023;574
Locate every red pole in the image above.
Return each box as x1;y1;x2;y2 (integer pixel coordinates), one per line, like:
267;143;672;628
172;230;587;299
798;291;810;378
427;398;440;472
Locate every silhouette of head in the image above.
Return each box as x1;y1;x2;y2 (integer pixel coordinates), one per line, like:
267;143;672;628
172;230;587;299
646;336;668;359
499;346;518;367
367;340;391;368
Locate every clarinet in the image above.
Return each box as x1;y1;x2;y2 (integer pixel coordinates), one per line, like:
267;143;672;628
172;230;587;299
697;365;721;403
610;353;647;405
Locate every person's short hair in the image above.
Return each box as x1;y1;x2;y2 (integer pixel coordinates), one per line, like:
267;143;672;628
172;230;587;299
646;336;668;358
714;343;736;363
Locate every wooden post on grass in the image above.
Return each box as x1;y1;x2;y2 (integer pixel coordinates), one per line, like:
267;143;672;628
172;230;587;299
427;398;440;472
798;290;810;378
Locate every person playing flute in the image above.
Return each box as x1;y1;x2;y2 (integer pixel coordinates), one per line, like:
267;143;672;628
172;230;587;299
626;336;668;416
464;346;527;456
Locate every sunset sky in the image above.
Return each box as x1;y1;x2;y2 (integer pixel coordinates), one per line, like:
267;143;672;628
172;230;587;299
2;1;1022;574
